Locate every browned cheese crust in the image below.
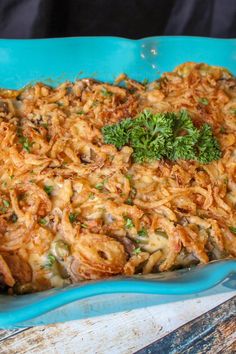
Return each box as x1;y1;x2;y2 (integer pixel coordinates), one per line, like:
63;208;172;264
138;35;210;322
0;63;235;293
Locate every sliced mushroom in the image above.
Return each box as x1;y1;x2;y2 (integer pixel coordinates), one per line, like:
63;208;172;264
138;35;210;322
2;253;32;285
0;254;15;287
111;236;135;256
68;258;110;281
71;232;127;274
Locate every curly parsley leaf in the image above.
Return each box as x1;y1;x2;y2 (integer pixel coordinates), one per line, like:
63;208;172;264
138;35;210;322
102;118;133;149
102;110;221;164
197;124;221;164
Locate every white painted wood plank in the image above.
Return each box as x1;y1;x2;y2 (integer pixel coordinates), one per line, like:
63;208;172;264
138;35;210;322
0;329;26;342
1;291;235;354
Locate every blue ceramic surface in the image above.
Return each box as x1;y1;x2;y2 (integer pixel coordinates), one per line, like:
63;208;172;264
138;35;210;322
0;36;235;328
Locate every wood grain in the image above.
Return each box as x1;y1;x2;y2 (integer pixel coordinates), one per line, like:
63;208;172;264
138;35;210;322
0;291;235;354
0;329;27;342
136;296;236;354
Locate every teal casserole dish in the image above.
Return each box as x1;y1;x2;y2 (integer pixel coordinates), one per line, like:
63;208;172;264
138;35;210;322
0;36;236;328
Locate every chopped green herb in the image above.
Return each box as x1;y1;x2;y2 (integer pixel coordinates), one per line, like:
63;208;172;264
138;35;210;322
69;212;78;223
19;136;34;153
125;198;133;205
102;110;221;164
88;192;95;200
2;181;7;188
229;226;236;234
124;216;134;229
39;217;48;226
138;227;148;237
9;175;14;180
130;187;137;198
142;78;149;85
198;98;209;105
0;206;7;213
95;180;107;190
45;254;56;268
16;127;23;137
132;247;141;255
44;185;53;195
57;102;64;107
229;108;236;115
220;126;226;133
41;123;48;129
155;229;168;238
101;87;113;97
125;174;132;181
76;110;84;115
81;223;88;228
3;200;10;208
95;183;104;190
92;100;99;107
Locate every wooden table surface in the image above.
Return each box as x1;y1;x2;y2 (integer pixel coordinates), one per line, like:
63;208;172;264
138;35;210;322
0;289;235;354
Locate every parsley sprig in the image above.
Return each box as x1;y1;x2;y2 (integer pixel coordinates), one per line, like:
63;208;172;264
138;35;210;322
102;110;221;164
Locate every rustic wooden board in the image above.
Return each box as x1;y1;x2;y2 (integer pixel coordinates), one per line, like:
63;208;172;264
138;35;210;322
136;296;236;354
0;291;235;354
0;329;26;342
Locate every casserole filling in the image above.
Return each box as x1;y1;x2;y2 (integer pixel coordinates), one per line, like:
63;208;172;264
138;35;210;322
0;62;235;294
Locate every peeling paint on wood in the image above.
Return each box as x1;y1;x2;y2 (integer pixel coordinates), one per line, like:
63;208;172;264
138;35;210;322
0;329;26;342
136;296;236;354
0;292;235;354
